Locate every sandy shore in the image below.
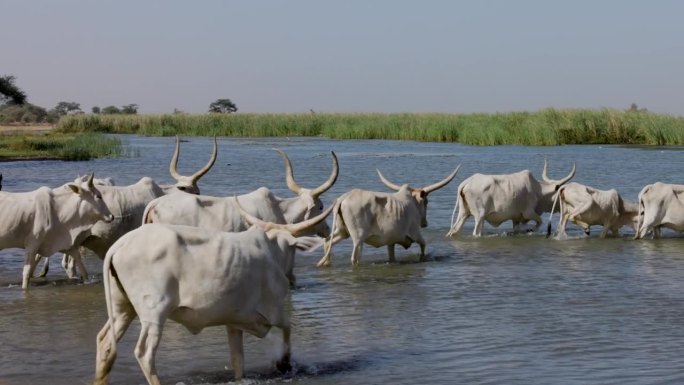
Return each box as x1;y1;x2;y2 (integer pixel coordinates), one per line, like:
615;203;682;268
0;124;54;135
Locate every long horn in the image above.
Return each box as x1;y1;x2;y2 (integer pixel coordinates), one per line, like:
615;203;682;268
275;149;302;194
169;136;183;181
542;160;576;186
557;163;576;186
311;151;339;197
236;195;337;237
87;172;95;188
423;165;461;194
190;136;218;181
377;169;403;191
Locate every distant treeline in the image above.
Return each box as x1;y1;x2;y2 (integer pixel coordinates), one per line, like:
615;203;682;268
56;108;684;146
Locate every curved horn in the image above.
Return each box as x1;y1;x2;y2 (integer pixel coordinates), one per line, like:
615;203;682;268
236;195;337;237
275;148;302;194
377;169;403;191
423;165;461;194
86;172;95;188
557;162;576;186
542;159;576;185
541;159;551;183
311;151;339;197
169;136;183;181
190;136;218;181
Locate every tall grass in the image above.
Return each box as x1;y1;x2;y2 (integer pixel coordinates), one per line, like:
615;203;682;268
57;108;684;146
0;132;124;161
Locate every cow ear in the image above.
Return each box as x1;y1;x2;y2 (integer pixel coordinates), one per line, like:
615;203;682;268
293;236;325;253
66;183;81;194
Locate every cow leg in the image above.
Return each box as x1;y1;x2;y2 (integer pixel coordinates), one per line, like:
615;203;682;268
61;252;78;279
134;321;164;385
276;324;292;374
522;211;543;233
447;209;470;237
387;244;396;263
472;214;486;237
67;247;89;282
227;327;244;380
317;232;347;267
36;255;50;277
653;226;662;238
22;250;41;290
417;237;426;262
350;241;364;266
95;300;136;385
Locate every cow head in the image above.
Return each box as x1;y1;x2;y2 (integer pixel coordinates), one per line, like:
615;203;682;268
377;165;460;228
168;136;218;194
74;174;115;186
236;196;336;286
618;197;640;232
66;173;114;223
275;149;339;237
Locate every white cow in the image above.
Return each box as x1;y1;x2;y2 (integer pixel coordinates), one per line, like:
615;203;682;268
634;182;684;239
546;182;639;239
93;198;335;385
316;167;459;267
143;149;339;239
446;161;576;237
59;136;217;281
0;174;114;289
35;175;117;278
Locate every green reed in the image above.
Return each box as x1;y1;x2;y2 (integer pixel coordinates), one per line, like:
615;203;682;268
0;132;124;161
56;109;684;146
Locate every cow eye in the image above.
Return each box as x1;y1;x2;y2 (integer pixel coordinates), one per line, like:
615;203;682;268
178;186;187;191
96;194;102;200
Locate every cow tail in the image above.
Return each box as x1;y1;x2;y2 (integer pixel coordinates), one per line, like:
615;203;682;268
449;182;465;235
634;185;649;239
547;187;562;238
325;198;343;257
102;246;118;360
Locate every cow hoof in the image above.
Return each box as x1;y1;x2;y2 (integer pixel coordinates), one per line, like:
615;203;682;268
276;354;292;373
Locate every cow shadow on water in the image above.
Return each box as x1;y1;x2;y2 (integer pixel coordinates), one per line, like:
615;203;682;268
166;354;369;384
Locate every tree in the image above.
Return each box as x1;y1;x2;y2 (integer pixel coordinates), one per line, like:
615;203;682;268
0;75;27;105
120;103;138;114
51;101;82;116
0;103;50;124
101;105;121;114
208;98;238;113
92;106;101;114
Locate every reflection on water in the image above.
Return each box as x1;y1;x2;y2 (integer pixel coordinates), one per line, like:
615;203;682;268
1;137;684;384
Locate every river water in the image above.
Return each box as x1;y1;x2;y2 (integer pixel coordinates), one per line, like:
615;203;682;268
1;136;683;385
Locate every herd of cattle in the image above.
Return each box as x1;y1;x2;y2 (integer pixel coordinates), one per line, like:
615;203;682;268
0;137;682;384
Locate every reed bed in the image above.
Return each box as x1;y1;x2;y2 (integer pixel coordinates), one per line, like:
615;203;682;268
56;109;684;146
0;132;124;161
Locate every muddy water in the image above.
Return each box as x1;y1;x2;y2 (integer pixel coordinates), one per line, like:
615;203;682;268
1;136;683;384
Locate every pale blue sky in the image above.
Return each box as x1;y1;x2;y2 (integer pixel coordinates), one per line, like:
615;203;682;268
3;1;684;115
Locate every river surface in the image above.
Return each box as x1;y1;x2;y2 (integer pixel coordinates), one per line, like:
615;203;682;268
1;136;683;385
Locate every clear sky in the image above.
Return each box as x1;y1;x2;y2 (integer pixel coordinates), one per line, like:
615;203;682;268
3;0;684;115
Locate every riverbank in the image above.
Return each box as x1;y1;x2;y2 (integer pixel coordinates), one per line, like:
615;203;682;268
0;131;124;161
0;124;54;135
55;108;684;146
